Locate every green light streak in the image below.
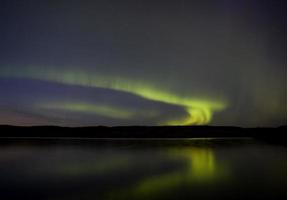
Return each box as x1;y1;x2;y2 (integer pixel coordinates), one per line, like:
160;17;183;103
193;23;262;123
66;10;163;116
0;66;227;125
41;102;135;119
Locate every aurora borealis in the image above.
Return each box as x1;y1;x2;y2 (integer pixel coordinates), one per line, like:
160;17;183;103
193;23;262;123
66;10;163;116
0;0;287;126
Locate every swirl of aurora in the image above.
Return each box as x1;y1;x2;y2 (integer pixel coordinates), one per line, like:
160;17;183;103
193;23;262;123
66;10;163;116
0;66;227;125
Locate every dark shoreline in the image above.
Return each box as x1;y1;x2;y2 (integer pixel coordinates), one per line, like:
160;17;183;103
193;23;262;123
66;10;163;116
0;125;286;143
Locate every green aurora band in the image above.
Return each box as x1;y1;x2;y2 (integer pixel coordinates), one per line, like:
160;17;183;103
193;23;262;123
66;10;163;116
0;66;227;125
41;102;136;120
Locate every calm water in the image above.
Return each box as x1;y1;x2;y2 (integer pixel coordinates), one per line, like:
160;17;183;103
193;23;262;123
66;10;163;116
0;138;287;200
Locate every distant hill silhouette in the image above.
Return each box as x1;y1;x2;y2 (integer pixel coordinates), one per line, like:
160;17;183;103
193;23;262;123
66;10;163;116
0;125;286;144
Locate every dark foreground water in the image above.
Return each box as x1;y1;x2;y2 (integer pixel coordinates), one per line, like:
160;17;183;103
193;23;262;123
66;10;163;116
0;138;287;200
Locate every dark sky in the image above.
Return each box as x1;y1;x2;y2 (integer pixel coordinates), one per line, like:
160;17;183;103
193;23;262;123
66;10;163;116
0;0;286;127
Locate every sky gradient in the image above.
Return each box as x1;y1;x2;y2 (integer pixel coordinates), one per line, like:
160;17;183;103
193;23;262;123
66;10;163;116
0;0;286;127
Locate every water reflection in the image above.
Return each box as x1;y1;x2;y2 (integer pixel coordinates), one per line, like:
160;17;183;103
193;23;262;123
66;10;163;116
107;146;229;200
0;139;287;200
169;147;217;181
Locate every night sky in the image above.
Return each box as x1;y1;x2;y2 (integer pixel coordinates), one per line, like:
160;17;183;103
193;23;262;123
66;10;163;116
0;0;286;127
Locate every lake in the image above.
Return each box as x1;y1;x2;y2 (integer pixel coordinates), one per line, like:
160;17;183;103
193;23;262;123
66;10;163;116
0;138;287;200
